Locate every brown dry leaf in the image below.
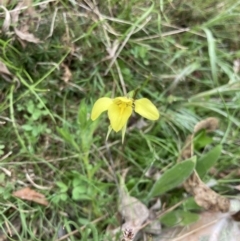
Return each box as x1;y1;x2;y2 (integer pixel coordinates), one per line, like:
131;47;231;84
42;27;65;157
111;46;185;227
61;63;72;83
118;172;149;240
12;187;49;206
233;59;240;74
10;1;36;24
0;60;20;86
187;172;230;212
234;185;240;191
10;2;41;44
159;212;240;241
23;0;36;18
14;28;41;43
193;117;219;134
146;199;162;235
119;193;149;228
10;2;25;24
0;61;12;76
0;5;11;32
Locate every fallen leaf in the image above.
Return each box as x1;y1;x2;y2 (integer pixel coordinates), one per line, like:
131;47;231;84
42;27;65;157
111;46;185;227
10;2;25;25
193;117;219;134
0;5;11;32
234;185;240;191
23;0;36;18
118;171;149;240
12;187;49;206
106;170;150;240
146;199;162;235
61;63;72;83
0;61;12;76
159;212;240;241
233;59;240;74
14;28;41;43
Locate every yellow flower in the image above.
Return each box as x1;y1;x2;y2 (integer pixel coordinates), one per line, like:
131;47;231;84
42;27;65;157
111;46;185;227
91;96;159;141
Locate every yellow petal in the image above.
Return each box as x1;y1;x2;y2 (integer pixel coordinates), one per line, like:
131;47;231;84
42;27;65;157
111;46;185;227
91;97;113;121
108;102;132;132
134;98;159;120
114;96;132;103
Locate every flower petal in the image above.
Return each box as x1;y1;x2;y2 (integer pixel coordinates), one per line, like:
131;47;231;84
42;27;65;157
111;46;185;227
108;103;132;132
114;96;132;103
134;98;159;120
91;97;113;121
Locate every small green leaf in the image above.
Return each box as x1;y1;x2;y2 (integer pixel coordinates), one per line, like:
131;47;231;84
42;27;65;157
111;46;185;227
32;109;42;120
51;195;60;204
182;197;202;211
139;46;147;59
196;144;222;178
22;124;33;131
72;178;82;187
72;186;87;200
60;193;68;201
56;182;68;192
160;210;199;227
194;130;213;150
0;173;5;182
0;186;5;194
148;157;196;198
26;100;34;114
78;217;90;225
78;100;88;129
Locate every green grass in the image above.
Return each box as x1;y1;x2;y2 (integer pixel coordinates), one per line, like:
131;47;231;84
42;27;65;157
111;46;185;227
1;0;240;240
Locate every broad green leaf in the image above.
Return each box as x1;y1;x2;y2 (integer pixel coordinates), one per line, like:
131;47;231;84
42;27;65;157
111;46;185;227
196;144;222;179
148;157;196;198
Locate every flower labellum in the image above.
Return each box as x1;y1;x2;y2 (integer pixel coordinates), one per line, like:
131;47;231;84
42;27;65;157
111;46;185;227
91;95;159;142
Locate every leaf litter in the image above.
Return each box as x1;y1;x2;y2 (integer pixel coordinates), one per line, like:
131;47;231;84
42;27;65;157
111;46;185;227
113;118;240;241
6;1;41;44
158;117;240;241
0;61;12;76
12;187;49;206
1;1;240;240
106;169;163;241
